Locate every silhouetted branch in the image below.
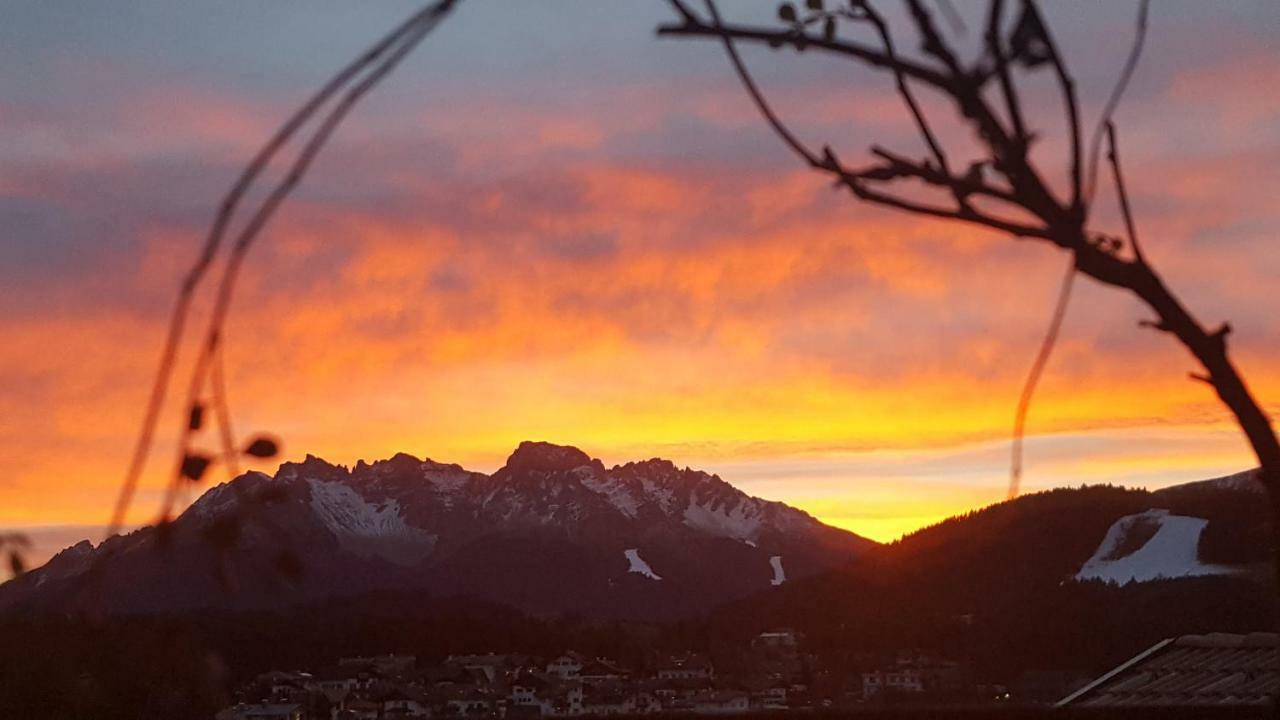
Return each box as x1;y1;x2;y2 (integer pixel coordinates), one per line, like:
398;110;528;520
864;3;953;182
657;8;952;90
1085;0;1150;204
696;0;821;167
159;9;452;522
662;1;1280;512
0;533;31;578
1105;122;1146;265
211;344;240;481
984;0;1026;143
109;0;460;538
1021;1;1082;211
1010;254;1076;499
867;146;1019;205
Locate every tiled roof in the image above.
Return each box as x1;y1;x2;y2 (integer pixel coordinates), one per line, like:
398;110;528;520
1059;633;1280;707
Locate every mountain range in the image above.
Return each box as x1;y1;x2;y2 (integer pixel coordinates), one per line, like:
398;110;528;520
1;442;1271;645
0;441;870;619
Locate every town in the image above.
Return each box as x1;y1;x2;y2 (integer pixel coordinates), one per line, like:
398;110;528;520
215;630;1022;720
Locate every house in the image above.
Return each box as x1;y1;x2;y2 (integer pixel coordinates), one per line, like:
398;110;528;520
652;675;714;710
378;687;431;718
445;653;528;685
429;684;502;717
862;667;924;697
691;690;750;715
445;693;497;717
546;653;586;680
748;630;803;685
509;672;584;717
753;685;788;710
216;704;304;720
751;629;799;650
1058;632;1280;707
861;652;962;699
510;672;554;709
579;658;630;685
582;686;633;716
579;686;661;716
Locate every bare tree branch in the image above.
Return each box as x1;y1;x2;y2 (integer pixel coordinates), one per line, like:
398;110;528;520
1010;253;1076;499
1022;1;1083;212
984;0;1027;143
863;3;953;181
657;10;952;90
661;0;1280;510
1105;122;1146;265
108;0;460;538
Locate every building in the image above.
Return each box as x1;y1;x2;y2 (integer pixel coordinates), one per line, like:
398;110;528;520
861;652;962;699
862;667;924;697
1058;632;1280;707
751;629;799;650
691;690;750;715
579;658;630;685
445;653;529;684
509;671;585;717
546;653;585;680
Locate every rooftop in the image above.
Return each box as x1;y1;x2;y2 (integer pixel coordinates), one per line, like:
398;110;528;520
1059;633;1280;707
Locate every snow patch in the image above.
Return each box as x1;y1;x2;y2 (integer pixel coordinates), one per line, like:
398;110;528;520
424;469;471;494
307;479;434;565
683;497;762;542
769;555;786;586
639;478;677;514
424;469;472;508
581;475;640;518
187;482;236;519
624;548;662;580
1075;509;1238;585
744;540;758;548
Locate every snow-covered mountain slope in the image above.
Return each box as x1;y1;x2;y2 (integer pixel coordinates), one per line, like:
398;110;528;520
1075;509;1239;584
0;442;870;620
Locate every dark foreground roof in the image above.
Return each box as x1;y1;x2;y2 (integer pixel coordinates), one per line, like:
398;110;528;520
1059;633;1280;707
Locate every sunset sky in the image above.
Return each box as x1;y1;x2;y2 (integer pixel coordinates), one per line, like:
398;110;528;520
2;1;1278;561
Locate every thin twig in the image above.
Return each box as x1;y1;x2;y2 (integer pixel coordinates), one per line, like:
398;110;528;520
904;0;963;74
864;3;952;179
107;0;459;538
212;340;240;480
1084;0;1150;204
1024;1;1082;212
696;0;821;167
868;146;1020;204
1105;122;1146;265
657;12;952;90
158;10;451;522
985;0;1027;143
1010;252;1077;500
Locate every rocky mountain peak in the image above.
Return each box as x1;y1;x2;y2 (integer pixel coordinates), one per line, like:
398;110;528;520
281;453;347;481
501;441;600;475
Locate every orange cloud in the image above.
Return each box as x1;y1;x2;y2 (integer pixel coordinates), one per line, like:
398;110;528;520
2;21;1276;544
